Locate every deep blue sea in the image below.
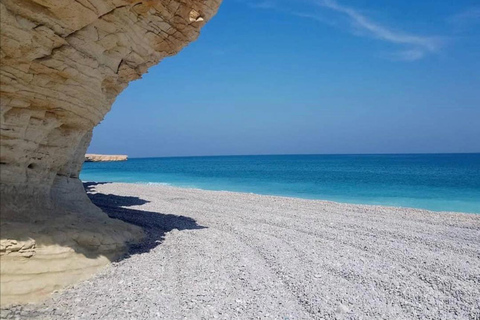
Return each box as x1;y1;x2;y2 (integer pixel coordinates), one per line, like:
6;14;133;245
80;154;480;213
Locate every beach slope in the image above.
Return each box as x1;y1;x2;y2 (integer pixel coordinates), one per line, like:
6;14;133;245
10;182;480;319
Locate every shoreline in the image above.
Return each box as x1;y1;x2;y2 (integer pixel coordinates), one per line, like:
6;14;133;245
82;180;479;215
9;182;480;319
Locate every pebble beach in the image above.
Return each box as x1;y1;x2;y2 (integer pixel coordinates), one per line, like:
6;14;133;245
7;182;480;320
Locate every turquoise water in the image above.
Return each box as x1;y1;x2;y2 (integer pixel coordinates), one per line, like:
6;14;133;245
80;154;480;213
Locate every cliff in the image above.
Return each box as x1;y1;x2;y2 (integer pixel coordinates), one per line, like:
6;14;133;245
85;154;128;162
0;0;221;306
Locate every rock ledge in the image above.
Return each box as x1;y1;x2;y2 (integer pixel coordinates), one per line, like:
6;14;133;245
85;154;128;162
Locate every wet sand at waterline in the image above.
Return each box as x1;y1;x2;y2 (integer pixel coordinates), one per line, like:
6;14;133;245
10;182;480;319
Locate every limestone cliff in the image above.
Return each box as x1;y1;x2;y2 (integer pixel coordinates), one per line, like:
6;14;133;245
0;0;221;306
85;154;128;162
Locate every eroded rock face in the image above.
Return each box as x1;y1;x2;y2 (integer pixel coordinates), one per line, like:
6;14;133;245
0;0;221;306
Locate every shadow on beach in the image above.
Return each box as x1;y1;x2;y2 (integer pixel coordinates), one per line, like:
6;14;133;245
83;182;206;257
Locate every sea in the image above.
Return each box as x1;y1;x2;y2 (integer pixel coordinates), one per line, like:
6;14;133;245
80;153;480;214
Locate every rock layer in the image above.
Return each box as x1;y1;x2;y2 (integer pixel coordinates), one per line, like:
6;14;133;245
85;154;128;162
0;0;221;306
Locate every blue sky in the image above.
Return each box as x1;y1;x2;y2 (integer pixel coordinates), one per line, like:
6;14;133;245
88;0;480;157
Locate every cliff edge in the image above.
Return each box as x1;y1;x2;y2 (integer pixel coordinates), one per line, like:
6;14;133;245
0;0;221;306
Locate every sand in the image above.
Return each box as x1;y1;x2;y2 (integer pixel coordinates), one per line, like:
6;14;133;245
3;182;480;319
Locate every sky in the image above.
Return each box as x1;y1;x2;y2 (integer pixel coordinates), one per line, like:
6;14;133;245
88;0;480;157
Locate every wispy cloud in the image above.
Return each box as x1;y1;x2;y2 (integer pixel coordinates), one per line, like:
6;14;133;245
448;6;480;29
244;0;444;61
381;49;427;62
290;11;339;28
316;0;441;53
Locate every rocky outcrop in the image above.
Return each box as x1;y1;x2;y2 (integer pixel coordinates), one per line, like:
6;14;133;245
85;154;128;162
0;0;221;306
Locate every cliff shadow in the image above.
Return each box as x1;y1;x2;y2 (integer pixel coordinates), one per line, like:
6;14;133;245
0;182;206;308
83;182;207;257
84;181;151;208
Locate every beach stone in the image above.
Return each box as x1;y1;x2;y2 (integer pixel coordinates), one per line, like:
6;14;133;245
0;0;222;306
336;303;350;314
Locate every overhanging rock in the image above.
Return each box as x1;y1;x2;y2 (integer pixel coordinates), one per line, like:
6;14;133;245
0;0;222;306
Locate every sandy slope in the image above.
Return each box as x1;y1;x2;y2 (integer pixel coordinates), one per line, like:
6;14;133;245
7;183;480;320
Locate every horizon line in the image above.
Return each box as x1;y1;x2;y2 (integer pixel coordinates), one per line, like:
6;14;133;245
112;152;480;160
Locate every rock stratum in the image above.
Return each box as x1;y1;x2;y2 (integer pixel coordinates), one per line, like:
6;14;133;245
85;154;128;162
0;0;221;306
